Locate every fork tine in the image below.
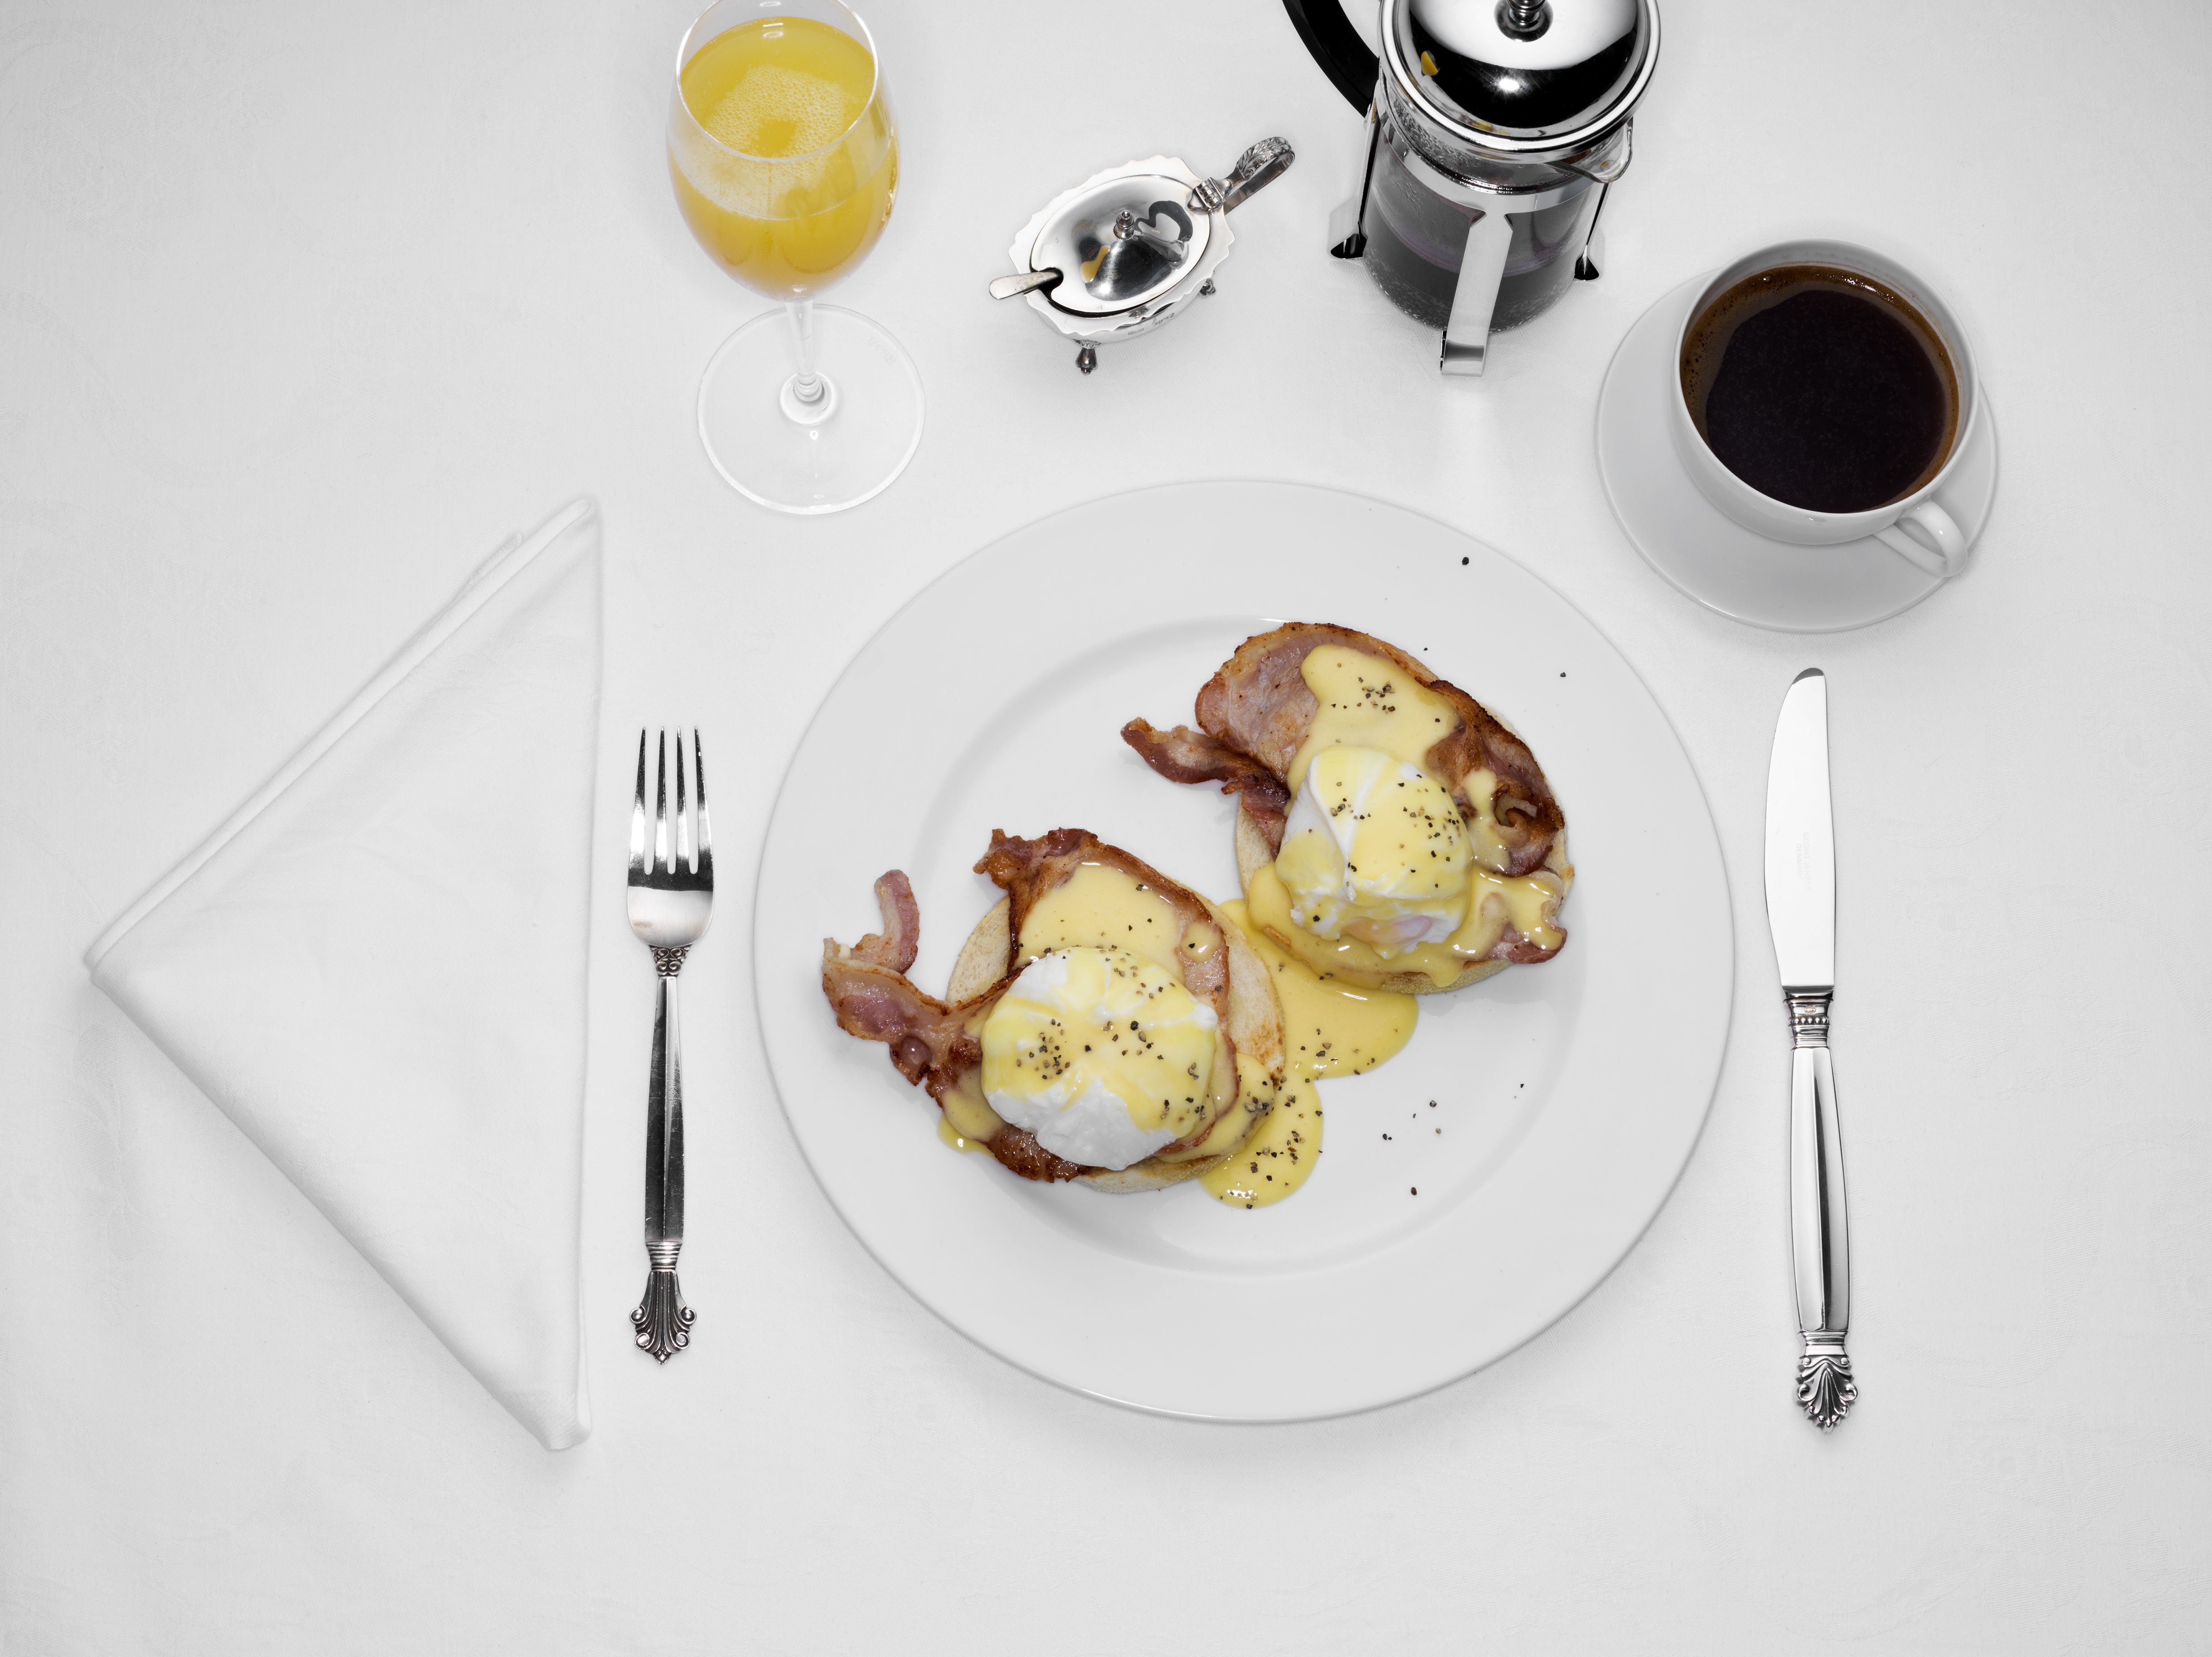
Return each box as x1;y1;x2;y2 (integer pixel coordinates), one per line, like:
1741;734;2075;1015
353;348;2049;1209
673;727;693;874
653;729;671;878
692;731;713;877
628;729;648;876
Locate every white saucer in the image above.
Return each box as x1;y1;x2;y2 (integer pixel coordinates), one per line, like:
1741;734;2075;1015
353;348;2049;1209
1596;275;2000;633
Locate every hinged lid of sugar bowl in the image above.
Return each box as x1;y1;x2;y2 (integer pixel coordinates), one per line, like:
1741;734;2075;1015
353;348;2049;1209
989;138;1293;373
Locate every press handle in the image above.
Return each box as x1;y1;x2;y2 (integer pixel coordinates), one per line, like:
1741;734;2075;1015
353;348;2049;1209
1282;0;1378;111
1440;211;1514;376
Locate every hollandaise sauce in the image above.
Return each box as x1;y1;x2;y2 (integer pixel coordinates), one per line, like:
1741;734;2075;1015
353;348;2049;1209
937;1115;992;1154
1014;861;1240;1127
1221;899;1418;1083
936;1051;1008;1147
1201;1076;1323;1209
937;852;1430;1210
980;946;1220;1169
1017;861;1196;971
1194;900;1420;1209
1256;644;1572;988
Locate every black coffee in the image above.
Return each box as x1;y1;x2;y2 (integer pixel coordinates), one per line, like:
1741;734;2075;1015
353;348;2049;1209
1681;264;1959;514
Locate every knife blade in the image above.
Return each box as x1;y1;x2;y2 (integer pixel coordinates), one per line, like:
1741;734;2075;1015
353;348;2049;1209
1763;668;1858;1430
1765;670;1835;992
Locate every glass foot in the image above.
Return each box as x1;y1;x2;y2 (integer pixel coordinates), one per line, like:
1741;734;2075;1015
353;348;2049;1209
696;305;923;515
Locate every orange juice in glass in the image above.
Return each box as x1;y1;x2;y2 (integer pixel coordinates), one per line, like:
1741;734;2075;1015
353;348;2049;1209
668;1;920;513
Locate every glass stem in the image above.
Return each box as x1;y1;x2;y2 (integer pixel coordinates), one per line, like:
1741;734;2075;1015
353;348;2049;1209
785;300;827;407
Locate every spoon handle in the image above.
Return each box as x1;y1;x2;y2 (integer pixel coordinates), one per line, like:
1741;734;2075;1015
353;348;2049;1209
988;269;1062;301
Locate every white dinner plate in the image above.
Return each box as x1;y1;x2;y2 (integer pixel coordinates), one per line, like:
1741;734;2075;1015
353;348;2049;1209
753;481;1732;1420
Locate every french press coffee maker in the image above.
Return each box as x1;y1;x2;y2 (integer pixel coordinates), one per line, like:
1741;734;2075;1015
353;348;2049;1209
1285;0;1658;373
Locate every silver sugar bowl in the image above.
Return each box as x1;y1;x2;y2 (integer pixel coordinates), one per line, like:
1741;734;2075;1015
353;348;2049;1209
989;139;1295;373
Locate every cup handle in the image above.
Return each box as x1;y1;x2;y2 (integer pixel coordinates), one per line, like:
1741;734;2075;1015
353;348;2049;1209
1875;498;1968;578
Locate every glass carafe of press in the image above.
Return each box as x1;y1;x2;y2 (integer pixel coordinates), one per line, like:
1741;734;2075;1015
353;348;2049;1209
1283;0;1659;375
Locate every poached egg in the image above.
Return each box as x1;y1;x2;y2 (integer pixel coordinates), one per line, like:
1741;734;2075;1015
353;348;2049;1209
980;944;1219;1170
1273;743;1475;958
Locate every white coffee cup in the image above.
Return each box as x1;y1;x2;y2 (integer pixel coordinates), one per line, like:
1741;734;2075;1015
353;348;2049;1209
1669;239;1979;579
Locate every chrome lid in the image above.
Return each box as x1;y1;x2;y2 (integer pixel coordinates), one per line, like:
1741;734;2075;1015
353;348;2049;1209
1027;174;1214;317
1385;0;1657;153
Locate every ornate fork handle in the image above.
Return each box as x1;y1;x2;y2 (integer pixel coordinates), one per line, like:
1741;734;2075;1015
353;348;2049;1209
633;948;695;1361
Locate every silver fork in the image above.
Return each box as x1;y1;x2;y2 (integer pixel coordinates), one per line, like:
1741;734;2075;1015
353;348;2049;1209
627;729;713;1361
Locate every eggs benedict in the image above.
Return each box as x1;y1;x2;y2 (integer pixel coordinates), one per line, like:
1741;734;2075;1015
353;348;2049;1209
1123;624;1572;994
821;830;1288;1194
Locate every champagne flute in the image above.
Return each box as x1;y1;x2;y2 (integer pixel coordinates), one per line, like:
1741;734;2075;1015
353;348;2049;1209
668;0;920;514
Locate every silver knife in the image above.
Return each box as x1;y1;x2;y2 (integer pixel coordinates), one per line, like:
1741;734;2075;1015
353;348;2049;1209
1763;669;1858;1430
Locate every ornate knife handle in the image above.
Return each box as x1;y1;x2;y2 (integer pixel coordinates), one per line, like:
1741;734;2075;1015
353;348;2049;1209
633;955;695;1362
1789;991;1855;1428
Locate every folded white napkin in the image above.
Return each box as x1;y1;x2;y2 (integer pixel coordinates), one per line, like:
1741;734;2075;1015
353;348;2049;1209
86;500;602;1450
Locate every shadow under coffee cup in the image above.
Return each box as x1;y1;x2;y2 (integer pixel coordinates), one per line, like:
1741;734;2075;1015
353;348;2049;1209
1668;240;1979;579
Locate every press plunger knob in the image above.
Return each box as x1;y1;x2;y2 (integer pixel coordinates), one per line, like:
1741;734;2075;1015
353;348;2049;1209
1494;0;1552;38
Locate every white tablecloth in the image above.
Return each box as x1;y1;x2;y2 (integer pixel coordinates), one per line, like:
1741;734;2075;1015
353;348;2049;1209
4;0;2206;1648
